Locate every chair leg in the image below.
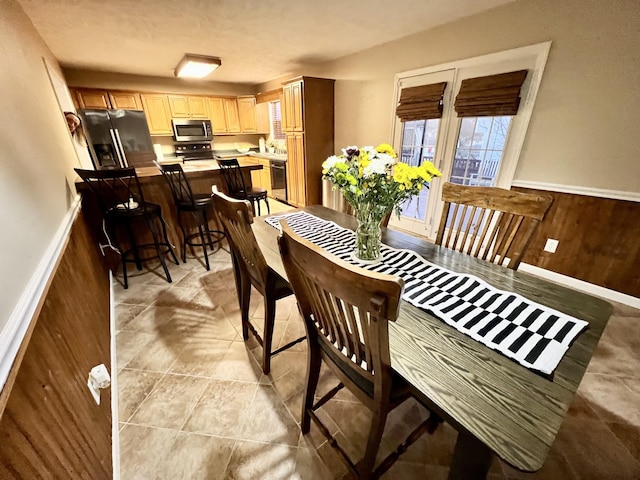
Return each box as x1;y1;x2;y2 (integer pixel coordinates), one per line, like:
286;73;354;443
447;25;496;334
202;210;215;251
358;406;390;479
262;295;276;374
159;212;180;265
125;222;143;270
177;211;188;264
264;196;270;215
301;342;321;434
256;198;261;217
238;264;251;342
195;218;210;271
146;215;173;284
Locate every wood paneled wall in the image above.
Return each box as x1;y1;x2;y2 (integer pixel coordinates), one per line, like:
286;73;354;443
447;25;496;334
515;187;640;298
0;210;112;478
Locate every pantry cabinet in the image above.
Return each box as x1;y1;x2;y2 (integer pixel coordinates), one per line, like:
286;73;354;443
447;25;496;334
281;77;334;207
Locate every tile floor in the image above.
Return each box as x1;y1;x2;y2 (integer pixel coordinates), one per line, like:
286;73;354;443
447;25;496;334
114;208;640;479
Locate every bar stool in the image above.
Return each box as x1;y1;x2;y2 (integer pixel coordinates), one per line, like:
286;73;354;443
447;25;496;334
156;162;225;270
216;158;270;216
75;167;179;289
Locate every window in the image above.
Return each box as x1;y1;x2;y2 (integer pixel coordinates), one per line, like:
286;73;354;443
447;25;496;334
269;101;285;140
389;42;551;239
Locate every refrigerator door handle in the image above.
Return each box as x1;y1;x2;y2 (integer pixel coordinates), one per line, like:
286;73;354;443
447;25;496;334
109;128;123;167
113;128;128;167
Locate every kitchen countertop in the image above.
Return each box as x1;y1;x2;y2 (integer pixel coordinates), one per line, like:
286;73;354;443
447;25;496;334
135;158;262;178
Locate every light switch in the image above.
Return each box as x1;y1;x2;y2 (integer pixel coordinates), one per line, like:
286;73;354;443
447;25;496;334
544;238;559;253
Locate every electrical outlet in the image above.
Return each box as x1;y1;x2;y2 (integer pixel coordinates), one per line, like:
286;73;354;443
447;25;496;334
544;238;559;253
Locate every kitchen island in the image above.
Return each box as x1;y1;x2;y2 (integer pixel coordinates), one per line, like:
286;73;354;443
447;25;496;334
75;159;262;277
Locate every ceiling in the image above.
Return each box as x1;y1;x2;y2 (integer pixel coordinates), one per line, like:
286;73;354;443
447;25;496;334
18;0;514;85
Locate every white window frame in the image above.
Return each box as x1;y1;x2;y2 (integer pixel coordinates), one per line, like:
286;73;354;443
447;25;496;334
389;42;551;239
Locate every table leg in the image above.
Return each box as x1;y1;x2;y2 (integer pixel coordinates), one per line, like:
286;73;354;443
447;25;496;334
448;430;493;480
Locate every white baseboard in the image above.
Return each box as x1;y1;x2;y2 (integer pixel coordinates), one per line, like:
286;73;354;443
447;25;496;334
109;272;120;480
518;263;640;309
0;195;82;394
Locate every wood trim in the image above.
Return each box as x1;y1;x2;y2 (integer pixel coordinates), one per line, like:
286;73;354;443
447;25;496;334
0;195;82;412
0;207;112;478
511;180;640;203
256;89;281;103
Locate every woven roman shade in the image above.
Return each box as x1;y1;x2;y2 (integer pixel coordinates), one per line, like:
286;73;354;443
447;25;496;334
396;82;446;121
454;70;528;117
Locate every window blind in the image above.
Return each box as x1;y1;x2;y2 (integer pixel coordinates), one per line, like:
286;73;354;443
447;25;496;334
396;82;447;121
454;70;528;117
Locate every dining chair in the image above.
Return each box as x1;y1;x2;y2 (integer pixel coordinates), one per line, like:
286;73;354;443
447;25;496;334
211;190;304;374
277;221;441;479
155;162;225;271
436;182;553;269
216;158;270;216
75;167;179;289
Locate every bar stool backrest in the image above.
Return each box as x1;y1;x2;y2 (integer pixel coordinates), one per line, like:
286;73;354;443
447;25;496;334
74;167;147;214
216;158;248;198
155;162;195;207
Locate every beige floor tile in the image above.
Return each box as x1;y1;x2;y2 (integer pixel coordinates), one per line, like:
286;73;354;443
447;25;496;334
114;281;171;305
119;424;179;479
154;432;236;480
578;373;640;427
183;379;258;438
209;341;264;382
170;338;233;377
240;384;301;446
121;305;177;333
225;440;298;480
129;373;209;429
117;368;164;423
124;334;184;373
115;330;157;371
294;433;335;480
607;421;640;463
114;303;147;331
268;350;307;401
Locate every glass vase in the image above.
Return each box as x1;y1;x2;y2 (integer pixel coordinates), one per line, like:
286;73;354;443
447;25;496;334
355;217;382;262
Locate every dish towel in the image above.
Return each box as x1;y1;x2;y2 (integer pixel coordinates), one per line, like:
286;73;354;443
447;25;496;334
266;211;588;375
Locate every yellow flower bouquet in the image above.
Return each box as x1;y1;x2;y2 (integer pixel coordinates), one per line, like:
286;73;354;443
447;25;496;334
322;143;441;261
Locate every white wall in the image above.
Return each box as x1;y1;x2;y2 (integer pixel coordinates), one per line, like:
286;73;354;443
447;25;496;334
0;0;80;335
262;0;640;194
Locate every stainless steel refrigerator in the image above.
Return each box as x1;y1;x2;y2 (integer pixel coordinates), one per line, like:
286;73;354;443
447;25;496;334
79;109;156;169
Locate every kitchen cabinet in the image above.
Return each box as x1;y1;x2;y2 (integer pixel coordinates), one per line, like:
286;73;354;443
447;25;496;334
73;88;143;110
140;94;173;135
256;102;270;134
207;97;241;134
167;95;208;118
282;80;303;132
282;77;335;207
250;156;272;196
237;96;258;133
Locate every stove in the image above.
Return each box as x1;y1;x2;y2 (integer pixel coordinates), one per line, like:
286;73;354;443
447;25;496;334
174;143;215;161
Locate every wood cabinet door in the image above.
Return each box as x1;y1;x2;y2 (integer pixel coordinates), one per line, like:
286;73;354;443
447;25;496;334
238;96;258;133
188;96;208;118
223;98;241;133
76;89;111;109
167;95;190;117
291;81;303;131
262;158;272;196
207;97;228;133
109;91;142;110
140;94;173;135
256;102;270;134
286;133;306;206
282;84;294;132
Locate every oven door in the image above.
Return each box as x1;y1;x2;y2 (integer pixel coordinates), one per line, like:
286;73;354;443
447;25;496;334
270;160;287;202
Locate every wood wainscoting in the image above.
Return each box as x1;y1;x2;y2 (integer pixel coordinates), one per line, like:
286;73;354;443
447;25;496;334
0;209;112;478
514;187;640;298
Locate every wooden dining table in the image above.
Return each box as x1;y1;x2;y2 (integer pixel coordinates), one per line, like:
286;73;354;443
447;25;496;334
252;205;612;479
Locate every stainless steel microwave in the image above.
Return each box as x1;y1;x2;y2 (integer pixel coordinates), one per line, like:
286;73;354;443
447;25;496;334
172;119;213;142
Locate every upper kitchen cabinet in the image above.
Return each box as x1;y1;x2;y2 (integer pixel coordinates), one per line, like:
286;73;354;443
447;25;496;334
140;94;173;136
256;102;270;134
282;80;303;132
167;95;208;118
281;77;335;207
207;97;241;134
72;88;143;110
237;96;258;133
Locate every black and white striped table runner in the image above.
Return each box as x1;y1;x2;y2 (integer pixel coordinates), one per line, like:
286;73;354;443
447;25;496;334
266;211;588;375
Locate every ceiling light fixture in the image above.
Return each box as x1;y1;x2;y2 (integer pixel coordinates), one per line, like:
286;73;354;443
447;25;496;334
174;54;222;79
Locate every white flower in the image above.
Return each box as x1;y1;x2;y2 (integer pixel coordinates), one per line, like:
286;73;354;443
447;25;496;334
322;155;341;170
363;157;390;177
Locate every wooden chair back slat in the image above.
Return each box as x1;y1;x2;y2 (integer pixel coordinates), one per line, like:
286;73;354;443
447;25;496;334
436;183;553;269
212;191;269;289
278;221;403;379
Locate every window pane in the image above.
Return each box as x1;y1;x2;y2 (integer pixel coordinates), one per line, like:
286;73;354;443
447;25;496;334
451;116;512;187
269;101;285;140
397;118;441;221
